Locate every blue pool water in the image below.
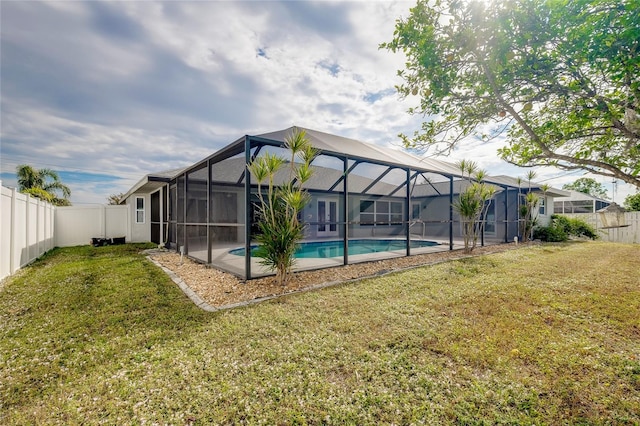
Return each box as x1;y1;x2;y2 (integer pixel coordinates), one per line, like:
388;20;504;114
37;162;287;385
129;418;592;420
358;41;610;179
230;239;439;259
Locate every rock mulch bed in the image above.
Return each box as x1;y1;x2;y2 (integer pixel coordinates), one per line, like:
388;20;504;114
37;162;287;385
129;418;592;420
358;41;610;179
149;242;529;310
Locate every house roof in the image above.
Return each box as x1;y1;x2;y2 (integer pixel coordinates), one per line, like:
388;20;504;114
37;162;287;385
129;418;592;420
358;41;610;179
488;175;569;197
180;126;466;180
255;127;464;176
120;166;189;203
555;189;610;202
122;126;567;200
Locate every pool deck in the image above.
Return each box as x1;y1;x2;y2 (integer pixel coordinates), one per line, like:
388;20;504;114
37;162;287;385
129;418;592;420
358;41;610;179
185;237;505;278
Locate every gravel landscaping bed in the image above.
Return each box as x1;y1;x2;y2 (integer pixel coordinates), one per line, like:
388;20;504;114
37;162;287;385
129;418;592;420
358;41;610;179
149;242;529;309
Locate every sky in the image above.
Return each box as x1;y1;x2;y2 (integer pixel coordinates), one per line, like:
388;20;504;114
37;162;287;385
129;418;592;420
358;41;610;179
0;0;635;205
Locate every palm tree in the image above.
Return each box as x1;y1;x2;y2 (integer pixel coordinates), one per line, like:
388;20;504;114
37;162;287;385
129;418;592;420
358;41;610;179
453;162;497;253
248;129;317;285
518;171;541;242
16;165;71;206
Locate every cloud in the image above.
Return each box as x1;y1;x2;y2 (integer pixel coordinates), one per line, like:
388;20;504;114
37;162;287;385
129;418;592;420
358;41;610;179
1;0;634;205
87;1;145;42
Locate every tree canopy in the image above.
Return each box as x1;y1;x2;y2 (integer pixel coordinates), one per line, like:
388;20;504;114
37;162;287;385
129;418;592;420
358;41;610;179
562;177;609;199
624;192;640;211
382;0;640;189
16;165;72;206
107;193;126;205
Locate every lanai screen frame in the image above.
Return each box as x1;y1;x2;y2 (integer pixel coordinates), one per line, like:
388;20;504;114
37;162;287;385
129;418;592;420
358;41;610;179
167;127;523;280
241;133;457;279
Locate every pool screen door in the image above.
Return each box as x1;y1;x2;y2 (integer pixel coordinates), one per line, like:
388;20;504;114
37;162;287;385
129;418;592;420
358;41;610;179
317;199;338;237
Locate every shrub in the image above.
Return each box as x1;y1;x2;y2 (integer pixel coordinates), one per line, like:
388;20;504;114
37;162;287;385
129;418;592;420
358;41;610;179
552;215;573;234
533;222;568;242
534;214;598;242
568;217;598;239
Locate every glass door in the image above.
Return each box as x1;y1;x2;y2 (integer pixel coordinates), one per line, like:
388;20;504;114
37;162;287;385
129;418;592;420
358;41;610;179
317;199;338;237
484;200;496;235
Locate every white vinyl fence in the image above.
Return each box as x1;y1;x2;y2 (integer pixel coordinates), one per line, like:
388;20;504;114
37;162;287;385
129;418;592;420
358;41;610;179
563;212;640;244
1;185;56;281
2;183;133;281
55;204;130;247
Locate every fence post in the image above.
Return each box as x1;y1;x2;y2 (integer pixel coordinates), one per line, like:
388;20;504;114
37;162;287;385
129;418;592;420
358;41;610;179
10;188;17;274
45;203;51;251
51;203;55;250
36;198;41;258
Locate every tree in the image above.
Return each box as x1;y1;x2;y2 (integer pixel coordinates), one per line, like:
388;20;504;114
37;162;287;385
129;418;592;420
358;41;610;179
16;165;71;206
562;177;609;199
248;129;318;285
624;192;640;211
517;170;540;242
382;0;640;189
107;193;126;205
452;160;497;253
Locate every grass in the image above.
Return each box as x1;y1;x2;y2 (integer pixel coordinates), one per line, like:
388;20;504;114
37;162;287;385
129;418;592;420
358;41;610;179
1;242;639;424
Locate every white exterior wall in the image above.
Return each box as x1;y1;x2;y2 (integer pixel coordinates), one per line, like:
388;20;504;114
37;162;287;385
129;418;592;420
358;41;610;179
1;184;56;281
55;205;130;247
126;193;151;243
537;195;552;226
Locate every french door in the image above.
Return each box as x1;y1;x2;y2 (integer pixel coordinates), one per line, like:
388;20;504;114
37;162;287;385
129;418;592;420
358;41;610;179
317;199;338;237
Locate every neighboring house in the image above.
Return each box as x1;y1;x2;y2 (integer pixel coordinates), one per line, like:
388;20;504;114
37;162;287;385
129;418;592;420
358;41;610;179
554;190;611;214
121;126;567;279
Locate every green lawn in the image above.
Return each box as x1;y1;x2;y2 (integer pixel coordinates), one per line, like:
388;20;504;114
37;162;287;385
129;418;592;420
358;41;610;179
1;242;639;424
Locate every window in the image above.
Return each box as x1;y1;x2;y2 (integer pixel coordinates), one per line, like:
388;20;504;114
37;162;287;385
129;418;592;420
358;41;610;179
376;201;389;225
359;200;375;225
411;203;421;220
390;202;403;224
539;197;546;215
484;200;495;234
359;199;403;226
568;200;593;213
554;201;564;214
136;196;145;224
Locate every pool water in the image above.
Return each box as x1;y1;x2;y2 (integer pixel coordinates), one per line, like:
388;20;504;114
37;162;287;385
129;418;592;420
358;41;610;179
230;239;439;259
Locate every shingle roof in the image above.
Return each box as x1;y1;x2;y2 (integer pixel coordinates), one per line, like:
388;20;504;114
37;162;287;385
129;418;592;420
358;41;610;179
255;126;463;177
125;126;566;199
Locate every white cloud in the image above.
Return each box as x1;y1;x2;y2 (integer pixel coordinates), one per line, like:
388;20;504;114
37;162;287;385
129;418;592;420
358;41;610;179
0;0;635;205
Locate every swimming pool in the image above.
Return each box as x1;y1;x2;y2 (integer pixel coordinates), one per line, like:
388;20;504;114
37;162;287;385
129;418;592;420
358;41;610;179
229;239;439;259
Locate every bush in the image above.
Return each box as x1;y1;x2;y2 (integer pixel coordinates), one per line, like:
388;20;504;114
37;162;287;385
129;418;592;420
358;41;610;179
533;223;568;242
534;214;598;242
